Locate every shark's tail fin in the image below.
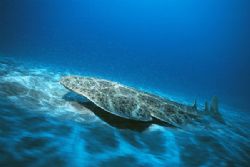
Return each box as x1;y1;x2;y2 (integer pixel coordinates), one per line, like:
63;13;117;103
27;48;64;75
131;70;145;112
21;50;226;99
204;96;225;123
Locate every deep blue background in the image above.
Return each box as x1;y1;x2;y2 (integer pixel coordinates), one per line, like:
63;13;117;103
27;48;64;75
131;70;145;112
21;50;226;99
0;0;249;110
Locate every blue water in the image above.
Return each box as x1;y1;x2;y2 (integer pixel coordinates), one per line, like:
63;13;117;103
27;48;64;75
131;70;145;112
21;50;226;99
0;0;250;166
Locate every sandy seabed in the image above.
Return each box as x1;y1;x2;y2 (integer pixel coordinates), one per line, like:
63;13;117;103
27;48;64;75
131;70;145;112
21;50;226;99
0;57;249;167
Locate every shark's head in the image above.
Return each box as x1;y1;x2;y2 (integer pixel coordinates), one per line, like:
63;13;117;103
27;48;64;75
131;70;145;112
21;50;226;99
60;76;98;93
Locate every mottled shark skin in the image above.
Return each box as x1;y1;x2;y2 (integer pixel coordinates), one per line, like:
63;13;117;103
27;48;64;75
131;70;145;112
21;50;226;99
60;76;221;126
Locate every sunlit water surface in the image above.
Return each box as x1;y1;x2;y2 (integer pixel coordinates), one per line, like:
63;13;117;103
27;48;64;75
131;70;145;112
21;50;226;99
0;57;249;167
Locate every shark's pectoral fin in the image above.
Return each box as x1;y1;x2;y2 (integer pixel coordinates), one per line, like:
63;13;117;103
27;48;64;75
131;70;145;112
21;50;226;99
149;107;189;127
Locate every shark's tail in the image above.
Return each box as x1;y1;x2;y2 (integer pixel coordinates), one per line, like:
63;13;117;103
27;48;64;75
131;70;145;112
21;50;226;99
204;96;225;123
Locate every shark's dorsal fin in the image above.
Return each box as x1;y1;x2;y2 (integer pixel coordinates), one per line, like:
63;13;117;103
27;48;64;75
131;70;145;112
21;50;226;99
193;99;197;110
204;96;225;123
204;101;209;113
210;96;219;114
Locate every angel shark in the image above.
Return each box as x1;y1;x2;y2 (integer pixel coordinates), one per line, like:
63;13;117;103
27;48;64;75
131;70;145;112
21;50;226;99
60;76;224;127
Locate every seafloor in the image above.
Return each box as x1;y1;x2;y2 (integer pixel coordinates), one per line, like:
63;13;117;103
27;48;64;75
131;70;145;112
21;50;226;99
0;57;249;167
